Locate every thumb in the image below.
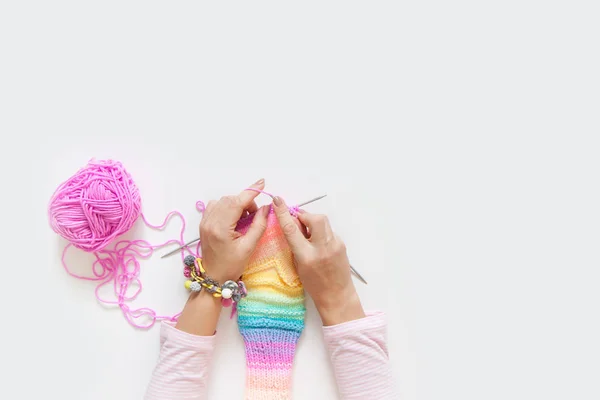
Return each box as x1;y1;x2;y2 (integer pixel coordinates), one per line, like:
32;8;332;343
241;205;269;249
273;196;308;253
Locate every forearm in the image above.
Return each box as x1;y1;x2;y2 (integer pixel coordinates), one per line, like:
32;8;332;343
145;292;222;400
315;284;366;326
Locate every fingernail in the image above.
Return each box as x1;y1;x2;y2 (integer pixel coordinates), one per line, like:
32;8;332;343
273;196;283;206
255;178;265;185
262;205;270;216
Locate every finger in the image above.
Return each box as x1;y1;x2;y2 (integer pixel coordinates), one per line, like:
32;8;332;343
202;200;217;220
295;218;310;239
297;212;333;244
218;180;266;226
204;200;216;212
273;196;309;252
200;200;217;235
240;205;269;250
236;179;266;210
245;200;259;215
293;210;310;238
216;195;250;228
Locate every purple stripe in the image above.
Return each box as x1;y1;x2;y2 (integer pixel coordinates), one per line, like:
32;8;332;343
243;341;297;350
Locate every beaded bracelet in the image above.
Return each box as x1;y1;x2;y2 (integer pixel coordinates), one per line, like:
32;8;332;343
182;255;247;307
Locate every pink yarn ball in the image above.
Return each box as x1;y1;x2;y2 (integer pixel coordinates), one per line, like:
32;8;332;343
48;159;142;252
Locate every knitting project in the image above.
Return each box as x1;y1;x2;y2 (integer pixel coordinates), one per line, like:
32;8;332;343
236;207;306;400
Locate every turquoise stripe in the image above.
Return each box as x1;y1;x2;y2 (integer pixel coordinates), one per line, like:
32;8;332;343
238;316;305;333
238;310;305;321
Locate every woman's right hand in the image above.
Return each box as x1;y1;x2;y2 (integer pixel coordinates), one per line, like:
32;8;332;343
273;196;366;326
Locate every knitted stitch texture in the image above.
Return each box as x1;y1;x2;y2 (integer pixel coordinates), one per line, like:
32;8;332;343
236;207;305;400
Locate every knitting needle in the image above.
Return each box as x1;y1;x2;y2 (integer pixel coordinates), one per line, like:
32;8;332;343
159;195;367;285
297;194;327;207
161;194;327;259
350;265;368;285
161;238;201;258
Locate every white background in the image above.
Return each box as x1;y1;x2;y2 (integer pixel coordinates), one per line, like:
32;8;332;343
1;1;599;399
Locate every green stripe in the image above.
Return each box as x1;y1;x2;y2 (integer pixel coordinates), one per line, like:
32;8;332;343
243;291;304;306
238;301;305;314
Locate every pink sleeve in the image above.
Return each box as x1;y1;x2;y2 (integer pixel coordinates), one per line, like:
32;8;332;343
323;312;399;399
144;322;216;400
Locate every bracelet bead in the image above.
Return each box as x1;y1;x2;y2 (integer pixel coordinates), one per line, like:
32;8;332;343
182;257;247;307
184;255;196;267
189;281;202;292
223;280;239;291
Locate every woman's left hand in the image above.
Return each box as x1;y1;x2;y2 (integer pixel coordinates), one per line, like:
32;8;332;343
199;179;270;282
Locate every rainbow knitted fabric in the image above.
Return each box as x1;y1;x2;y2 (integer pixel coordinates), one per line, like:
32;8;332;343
236;207;305;399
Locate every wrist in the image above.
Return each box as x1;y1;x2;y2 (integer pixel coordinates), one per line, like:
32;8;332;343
314;285;366;326
200;260;242;283
211;271;241;283
189;288;224;308
176;289;223;336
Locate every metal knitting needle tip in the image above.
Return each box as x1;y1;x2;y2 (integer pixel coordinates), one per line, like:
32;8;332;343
160;238;200;259
350;265;368;285
297;194;327;208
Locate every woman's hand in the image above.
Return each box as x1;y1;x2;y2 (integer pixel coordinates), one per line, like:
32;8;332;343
272;196;365;326
199;179;270;282
176;179;269;336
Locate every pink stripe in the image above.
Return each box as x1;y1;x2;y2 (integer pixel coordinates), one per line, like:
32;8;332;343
243;341;297;349
246;363;293;370
246;352;294;365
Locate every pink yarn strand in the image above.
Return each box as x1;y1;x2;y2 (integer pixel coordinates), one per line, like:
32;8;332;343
244;187;275;198
60;210;199;329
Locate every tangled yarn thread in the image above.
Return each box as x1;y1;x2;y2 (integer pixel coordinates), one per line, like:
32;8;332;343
48;159;204;329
